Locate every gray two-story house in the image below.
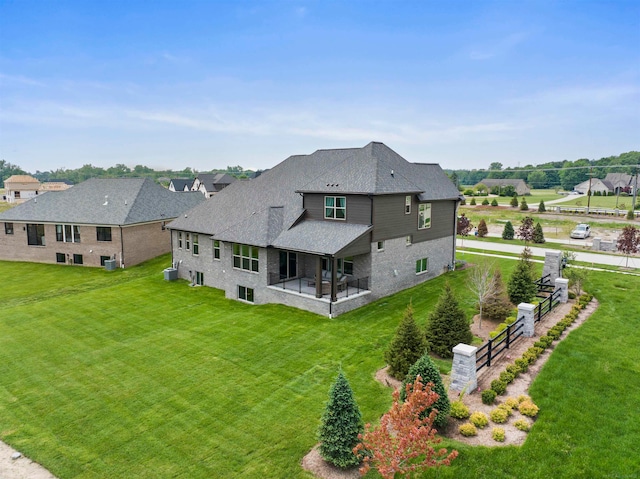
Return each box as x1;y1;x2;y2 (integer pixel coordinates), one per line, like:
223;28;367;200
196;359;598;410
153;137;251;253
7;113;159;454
167;142;461;317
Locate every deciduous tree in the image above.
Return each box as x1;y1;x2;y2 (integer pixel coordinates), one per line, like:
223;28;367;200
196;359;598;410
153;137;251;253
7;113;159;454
617;225;640;268
477;219;488;237
401;354;450;427
467;260;494;329
483;269;513;321
354;376;458;479
517;216;535;243
318;371;363;468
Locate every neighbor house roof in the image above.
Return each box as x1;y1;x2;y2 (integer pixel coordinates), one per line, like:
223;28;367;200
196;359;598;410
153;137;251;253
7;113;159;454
0;178;205;225
169;178;193;191
478;179;527;187
194;173;236;193
4;175;39;184
168;142;459;254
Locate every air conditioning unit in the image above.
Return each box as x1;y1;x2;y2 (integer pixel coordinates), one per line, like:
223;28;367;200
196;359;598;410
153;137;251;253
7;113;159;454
104;259;117;271
163;267;178;281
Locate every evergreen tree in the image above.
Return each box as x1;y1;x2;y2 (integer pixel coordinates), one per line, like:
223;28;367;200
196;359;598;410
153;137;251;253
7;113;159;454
400;354;450;428
533;222;545;244
425;283;472;359
510;194;519;207
507;247;538;304
520;197;529;211
477;219;488;238
470;197;476;205
318;371;363;468
483;269;513;321
384;303;428;380
538;200;546;212
502;221;515;240
481;198;490;205
491;198;498;206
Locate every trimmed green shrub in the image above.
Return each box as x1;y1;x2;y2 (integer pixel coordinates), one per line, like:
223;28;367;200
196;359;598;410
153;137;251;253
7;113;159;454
490;407;509;424
492;427;506;442
514;357;529;372
510;194;519;207
538;200;546;212
519;400;540;417
499;371;515;384
491;198;498;206
384;302;428;380
490;379;507;396
401;353;450;428
470;197;477;205
520;198;529;210
568;291;577;300
318;371;363;468
506;364;519;376
470;411;489;428
481;389;497;405
450;400;470;419
459;422;478;437
482;198;490;206
514;419;531;431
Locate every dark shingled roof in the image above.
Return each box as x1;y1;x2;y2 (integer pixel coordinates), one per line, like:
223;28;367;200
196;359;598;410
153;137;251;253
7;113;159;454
0;178;205;225
167;142;458;249
170;178;193;191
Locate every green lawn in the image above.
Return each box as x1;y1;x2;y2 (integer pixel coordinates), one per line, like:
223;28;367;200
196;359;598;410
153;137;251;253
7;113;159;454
1;255;638;478
558;194;638;210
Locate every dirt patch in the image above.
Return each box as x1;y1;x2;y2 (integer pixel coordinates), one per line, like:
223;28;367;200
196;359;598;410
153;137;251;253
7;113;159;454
0;442;57;479
301;446;361;479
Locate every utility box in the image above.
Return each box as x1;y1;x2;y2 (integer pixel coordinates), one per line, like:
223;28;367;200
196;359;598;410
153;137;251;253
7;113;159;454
104;259;117;271
164;267;178;281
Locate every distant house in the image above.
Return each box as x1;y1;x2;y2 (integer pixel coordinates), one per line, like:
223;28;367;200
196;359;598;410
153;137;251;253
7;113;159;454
573;178;611;195
603;173;639;195
477;178;530;196
4;175;41;204
168;142;461;317
191;173;236;197
169;178;193;192
0;178;204;268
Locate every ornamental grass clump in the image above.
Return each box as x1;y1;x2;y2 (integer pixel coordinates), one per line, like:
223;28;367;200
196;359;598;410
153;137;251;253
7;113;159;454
459;423;478;437
469;411;489;428
492;427;506;442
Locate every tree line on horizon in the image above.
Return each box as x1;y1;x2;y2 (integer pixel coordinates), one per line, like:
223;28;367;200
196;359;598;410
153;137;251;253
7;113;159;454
446;151;640;191
0;160;259;188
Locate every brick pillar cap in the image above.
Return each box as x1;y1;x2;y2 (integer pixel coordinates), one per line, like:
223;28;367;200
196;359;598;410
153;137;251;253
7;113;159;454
453;343;477;356
555;278;569;285
518;302;536;312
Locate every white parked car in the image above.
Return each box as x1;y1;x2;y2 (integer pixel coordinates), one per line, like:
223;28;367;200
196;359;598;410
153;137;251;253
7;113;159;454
570;223;591;239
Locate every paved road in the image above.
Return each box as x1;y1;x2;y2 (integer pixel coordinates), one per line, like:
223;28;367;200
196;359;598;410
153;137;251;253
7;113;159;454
457;238;640;269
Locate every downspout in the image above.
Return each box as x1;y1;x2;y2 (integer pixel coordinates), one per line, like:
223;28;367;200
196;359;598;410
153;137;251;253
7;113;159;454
452;199;460;270
170;228;174;268
119;225;125;268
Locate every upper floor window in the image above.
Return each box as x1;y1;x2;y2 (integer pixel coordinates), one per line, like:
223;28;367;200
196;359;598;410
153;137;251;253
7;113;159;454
178;232;183;249
56;224;80;243
26;224;45;246
233;243;259;272
193;234;199;255
185;233;191;251
213;240;221;260
405;195;411;214
324;196;346;220
418;203;432;230
4;223;13;235
96;227;112;242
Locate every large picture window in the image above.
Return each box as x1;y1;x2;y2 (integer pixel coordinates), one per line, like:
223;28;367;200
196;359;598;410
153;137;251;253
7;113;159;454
233;244;259;272
324;196;346;220
96;227;112;242
418;203;432;230
56;224;80;242
27;224;45;246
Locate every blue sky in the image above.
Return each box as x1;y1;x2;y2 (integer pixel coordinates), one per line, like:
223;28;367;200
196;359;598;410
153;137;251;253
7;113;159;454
1;0;638;173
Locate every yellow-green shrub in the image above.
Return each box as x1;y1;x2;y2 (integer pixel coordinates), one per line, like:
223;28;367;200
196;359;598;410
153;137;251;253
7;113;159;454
450;400;470;419
503;397;519;410
519;400;540;417
490;407;509;423
492;427;506;442
514;419;531;431
517;395;530;403
459;422;478;437
470;411;489;428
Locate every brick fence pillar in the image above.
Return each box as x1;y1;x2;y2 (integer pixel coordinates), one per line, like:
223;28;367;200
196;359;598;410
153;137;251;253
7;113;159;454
543;251;562;284
518;303;536;337
449;343;478;393
555;278;569;303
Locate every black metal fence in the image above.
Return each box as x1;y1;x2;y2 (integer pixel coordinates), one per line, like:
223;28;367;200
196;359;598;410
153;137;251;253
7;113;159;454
267;274;369;298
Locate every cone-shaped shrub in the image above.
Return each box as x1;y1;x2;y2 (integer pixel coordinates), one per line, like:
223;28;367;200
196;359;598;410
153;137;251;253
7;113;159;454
510;194;519;207
538;200;546;212
533;222;545;244
318;371;363;468
502;221;515;240
384;302;428;380
425;283;472;358
401;354;450;428
477;219;488;238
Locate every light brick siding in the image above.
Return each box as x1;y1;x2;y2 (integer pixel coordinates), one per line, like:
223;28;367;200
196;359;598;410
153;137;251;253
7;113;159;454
121;222;171;267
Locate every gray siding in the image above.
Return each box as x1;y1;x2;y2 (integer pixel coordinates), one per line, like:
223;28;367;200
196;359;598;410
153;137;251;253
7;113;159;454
372;195;456;243
303;194;372;224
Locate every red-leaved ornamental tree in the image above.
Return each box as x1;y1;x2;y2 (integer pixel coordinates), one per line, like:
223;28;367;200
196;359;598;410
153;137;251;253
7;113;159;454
353;376;458;479
617;225;640;268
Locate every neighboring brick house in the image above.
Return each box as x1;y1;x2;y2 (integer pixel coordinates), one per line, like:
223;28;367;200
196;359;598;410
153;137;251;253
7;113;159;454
603;173;639;195
168;142;461;317
4;175;41;203
478;178;530;196
191;173;236;197
573;178;612;195
0;178;204;268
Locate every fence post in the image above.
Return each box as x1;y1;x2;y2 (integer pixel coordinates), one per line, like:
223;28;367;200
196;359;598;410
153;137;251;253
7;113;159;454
543;251;562;284
555;278;569;303
518;303;536;337
450;343;478;393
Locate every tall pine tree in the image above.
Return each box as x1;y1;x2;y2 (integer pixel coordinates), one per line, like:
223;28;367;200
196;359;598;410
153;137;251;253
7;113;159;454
533;222;546;244
425;283;472;358
318;371;363;468
384;302;428;380
502;221;515;240
400;354;450;428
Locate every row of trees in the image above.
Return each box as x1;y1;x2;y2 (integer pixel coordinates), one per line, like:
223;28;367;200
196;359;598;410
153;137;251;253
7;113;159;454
448;151;640;190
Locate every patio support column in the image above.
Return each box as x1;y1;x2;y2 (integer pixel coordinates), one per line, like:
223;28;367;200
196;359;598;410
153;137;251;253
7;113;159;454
331;256;338;302
315;257;323;298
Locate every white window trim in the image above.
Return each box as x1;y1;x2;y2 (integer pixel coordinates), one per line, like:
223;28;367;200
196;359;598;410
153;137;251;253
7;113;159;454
406;235;412;246
416;258;428;275
213;239;221;260
418;203;432;230
192;234;199;256
405;195;411;214
377;240;385;252
324;196;346;220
